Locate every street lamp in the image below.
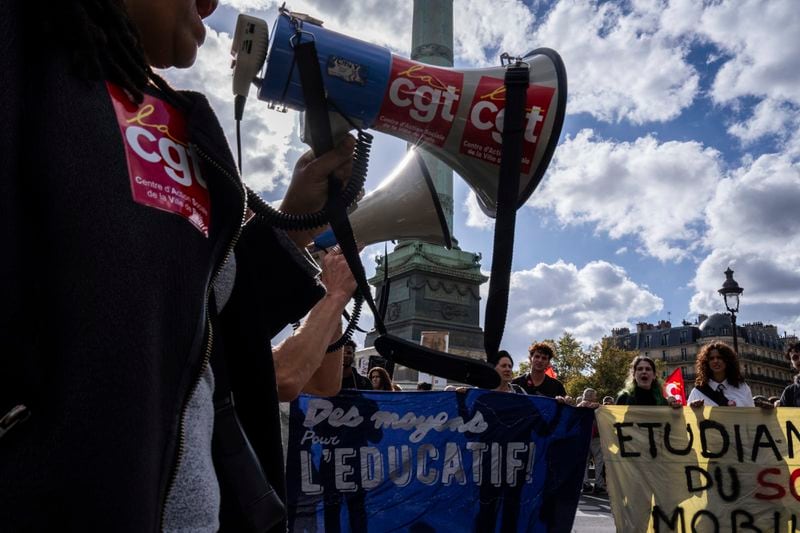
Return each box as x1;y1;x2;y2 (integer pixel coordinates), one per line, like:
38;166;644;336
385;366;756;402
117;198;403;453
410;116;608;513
718;267;743;354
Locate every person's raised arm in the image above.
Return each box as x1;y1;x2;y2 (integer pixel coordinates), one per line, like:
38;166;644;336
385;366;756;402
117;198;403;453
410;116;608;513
273;249;355;401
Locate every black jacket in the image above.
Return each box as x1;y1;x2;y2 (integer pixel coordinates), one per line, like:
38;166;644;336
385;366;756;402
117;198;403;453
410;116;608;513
341;369;373;391
0;3;322;530
779;375;800;407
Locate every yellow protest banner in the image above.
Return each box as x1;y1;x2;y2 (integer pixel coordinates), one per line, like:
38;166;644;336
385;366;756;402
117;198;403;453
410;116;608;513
596;406;800;532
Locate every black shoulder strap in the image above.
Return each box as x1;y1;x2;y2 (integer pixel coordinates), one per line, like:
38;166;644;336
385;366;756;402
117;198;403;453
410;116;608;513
210;295;287;532
294;40;386;335
483;63;529;363
697;384;730;406
293;38;500;389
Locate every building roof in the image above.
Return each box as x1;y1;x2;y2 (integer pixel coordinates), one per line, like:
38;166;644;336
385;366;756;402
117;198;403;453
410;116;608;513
698;313;732;335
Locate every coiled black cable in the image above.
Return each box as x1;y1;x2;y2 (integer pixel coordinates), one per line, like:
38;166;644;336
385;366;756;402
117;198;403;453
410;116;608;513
325;293;363;353
246;129;373;231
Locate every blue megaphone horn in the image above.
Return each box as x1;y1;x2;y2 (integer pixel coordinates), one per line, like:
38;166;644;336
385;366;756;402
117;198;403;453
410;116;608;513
231;8;566;218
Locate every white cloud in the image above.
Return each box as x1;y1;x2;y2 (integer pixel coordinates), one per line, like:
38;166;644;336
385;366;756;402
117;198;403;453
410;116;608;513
464;191;494;230
161;27;304;194
532;0;699;124
497;260;663;351
529;129;723;262
690;153;800;332
220;0;700;125
453;1;538;66
615;247;628;255
678;0;800;146
727;99;798;144
698;0;800;107
219;0;413;52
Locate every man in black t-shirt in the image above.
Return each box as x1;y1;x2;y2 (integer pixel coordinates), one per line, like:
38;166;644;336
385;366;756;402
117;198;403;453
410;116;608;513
340;340;372;390
511;342;566;397
779;341;800;407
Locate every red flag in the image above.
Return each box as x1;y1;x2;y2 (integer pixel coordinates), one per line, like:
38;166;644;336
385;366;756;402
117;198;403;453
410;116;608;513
545;365;557;379
662;368;686;405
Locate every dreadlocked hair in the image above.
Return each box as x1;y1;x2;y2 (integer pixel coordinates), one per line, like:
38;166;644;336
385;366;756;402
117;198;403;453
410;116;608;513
41;0;174;105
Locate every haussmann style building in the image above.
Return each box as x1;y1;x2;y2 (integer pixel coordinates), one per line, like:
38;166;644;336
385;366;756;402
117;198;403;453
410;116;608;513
608;314;794;399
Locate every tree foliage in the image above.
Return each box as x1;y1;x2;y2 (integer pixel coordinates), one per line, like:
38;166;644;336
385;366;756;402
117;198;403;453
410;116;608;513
516;359;530;378
550;332;596;396
584;340;638;400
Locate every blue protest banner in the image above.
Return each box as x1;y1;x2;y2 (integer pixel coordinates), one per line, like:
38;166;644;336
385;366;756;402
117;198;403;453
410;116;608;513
286;389;594;533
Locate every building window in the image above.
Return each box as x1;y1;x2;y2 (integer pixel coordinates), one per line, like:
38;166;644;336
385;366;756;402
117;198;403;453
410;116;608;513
662;350;667;361
645;335;651;348
680;331;687;344
681;348;688;360
661;333;668;346
722;327;729;335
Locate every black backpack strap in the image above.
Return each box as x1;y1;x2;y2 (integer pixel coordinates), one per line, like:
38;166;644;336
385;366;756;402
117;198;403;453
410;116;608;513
210;294;286;532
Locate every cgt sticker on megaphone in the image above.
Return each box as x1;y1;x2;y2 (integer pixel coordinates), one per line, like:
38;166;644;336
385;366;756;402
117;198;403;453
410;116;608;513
461;78;554;173
376;56;464;147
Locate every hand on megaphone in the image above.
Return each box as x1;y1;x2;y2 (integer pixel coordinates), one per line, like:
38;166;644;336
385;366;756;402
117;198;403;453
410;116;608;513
319;246;359;303
281;135;356;247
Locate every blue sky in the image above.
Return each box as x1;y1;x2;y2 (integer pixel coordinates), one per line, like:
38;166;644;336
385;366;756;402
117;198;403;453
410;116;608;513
164;0;800;357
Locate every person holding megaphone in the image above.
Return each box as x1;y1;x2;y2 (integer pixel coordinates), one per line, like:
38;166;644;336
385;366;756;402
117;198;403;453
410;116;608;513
0;1;358;531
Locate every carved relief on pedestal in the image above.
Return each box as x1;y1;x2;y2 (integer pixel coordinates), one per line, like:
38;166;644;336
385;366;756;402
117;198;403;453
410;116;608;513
387;303;401;322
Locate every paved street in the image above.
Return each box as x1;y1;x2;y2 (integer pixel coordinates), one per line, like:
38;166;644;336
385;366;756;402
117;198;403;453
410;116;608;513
572;493;616;532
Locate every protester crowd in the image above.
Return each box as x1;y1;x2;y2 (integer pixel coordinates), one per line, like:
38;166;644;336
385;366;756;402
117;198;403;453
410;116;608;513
2;1;798;530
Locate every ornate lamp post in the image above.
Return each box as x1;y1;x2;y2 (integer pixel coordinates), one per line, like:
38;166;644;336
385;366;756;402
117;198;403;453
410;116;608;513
718;268;743;354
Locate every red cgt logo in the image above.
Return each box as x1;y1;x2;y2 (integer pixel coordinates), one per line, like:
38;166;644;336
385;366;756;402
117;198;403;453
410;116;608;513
107;82;211;237
376;56;464;147
460;77;554;172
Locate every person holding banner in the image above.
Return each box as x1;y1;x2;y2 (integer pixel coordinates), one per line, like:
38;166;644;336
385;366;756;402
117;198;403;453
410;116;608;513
494;350;527;394
511;342;567;397
778;341;800;407
687;342;754;407
368;366;395;391
616;356;682;407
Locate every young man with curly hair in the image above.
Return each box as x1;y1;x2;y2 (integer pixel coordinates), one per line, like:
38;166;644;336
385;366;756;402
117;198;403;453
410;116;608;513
511;342;566;397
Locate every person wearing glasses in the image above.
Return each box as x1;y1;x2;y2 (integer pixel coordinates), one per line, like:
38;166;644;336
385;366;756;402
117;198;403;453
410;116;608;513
778;342;800;407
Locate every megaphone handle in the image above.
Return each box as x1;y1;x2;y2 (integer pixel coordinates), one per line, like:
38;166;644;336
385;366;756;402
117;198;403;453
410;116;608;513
483;64;530;363
294;40;388;337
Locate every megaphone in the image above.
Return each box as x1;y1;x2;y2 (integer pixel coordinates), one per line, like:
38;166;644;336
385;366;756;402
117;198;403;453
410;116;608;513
309;147;452;252
237;9;566;217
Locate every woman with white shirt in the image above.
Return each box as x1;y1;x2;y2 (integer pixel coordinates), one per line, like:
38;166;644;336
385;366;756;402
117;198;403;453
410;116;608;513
688;342;754;407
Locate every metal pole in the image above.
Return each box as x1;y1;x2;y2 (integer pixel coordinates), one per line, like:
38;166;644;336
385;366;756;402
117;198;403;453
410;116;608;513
730;312;739;354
